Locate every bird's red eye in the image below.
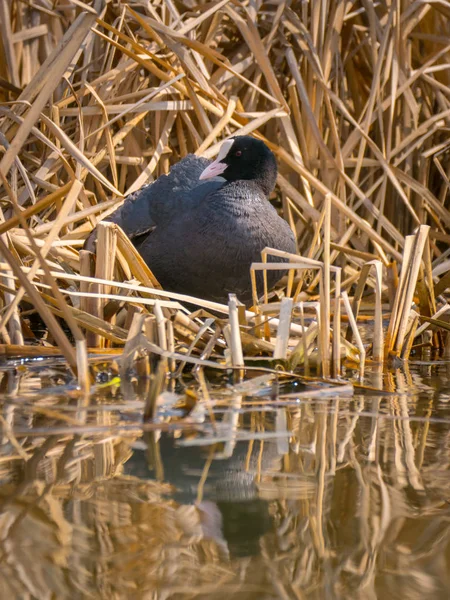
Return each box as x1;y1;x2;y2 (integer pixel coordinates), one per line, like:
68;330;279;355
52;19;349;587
235;150;242;157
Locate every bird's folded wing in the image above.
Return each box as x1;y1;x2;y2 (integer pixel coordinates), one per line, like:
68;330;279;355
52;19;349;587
144;154;223;225
84;154;224;252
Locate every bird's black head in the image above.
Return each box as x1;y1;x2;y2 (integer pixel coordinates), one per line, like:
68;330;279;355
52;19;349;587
199;136;277;196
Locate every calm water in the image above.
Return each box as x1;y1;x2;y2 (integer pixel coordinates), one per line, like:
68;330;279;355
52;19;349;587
0;359;449;599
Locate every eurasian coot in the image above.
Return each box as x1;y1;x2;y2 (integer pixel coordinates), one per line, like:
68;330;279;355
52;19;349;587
85;136;297;305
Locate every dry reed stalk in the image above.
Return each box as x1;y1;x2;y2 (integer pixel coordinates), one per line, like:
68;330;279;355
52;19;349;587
0;179;83;334
385;226;430;358
414;304;450;338
0;12;97;175
0;344;123;358
434;271;450;299
152;301;167;352
0;236;78;370
87;222;117;348
0;237;22;346
332;268;342;378
273;297;294;360
42;298;129;345
299;302;310;376
79;249;93;317
0;173;91;378
120;311;150;383
143;361;166;422
319;195;331;378
227;294;244;379
341;291;366;379
289;318;320;371
75;339;90;398
114;225;162;291
371;262;384;363
346;260;384;362
401;310;421;361
0;182;73;235
174;317;216;377
166;317;176;374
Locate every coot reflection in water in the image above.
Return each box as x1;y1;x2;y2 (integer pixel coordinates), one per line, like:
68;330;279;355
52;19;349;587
124;433;281;559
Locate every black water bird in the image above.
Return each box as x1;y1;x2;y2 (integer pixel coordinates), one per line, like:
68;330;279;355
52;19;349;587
85;136;297;305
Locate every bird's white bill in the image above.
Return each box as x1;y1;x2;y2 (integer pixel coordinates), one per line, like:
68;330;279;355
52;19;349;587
199;160;227;179
199;139;234;180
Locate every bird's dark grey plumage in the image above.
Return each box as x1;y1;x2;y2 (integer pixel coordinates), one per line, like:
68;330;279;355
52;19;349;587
85;137;297;305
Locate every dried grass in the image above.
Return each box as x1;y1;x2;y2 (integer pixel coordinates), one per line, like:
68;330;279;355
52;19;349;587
0;0;449;391
0;4;449;596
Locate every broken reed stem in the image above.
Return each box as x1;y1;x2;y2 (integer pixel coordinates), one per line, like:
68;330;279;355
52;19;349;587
79;249;94;316
75;339;90;398
401;310;420;360
332;268;341;378
299;302;310;376
259;250;271;340
319;194;331;377
341;291;365;380
319;195;331;377
120;311;148;384
386;225;430;358
143;360;166;422
273;297;293;360
153;301;167;351
387;262;399;311
371;261;384;363
393;226;430;355
346;260;384;363
228;293;244;380
88;221;117;348
166;318;176;374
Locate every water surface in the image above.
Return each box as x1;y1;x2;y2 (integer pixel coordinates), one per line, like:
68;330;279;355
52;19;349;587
0;359;449;599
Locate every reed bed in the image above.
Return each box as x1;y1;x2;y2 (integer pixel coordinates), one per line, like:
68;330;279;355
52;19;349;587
1;5;450;597
0;0;449;396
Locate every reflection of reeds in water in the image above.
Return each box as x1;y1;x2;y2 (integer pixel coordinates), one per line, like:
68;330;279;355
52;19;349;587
0;364;449;598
